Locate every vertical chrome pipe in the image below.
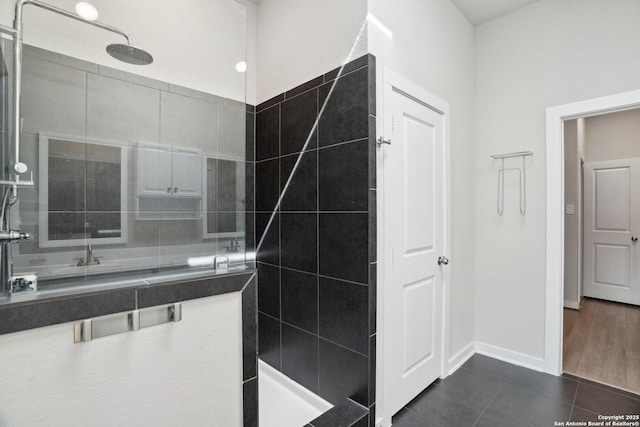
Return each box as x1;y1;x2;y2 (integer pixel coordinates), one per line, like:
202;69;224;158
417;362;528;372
0;193;11;294
13;0;24;174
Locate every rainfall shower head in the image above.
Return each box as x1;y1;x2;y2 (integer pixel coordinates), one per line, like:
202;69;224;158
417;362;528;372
13;1;155;65
106;44;154;65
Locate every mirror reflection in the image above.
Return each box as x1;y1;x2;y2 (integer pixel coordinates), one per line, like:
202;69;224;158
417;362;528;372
41;136;126;246
0;0;250;280
205;157;246;237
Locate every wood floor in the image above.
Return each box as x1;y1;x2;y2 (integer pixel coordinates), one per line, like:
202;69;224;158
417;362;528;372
564;297;640;394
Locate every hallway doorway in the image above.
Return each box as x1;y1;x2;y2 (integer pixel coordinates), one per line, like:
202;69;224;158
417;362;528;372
560;106;640;393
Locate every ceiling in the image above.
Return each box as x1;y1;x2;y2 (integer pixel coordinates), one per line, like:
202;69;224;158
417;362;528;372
248;0;539;26
21;0;248;101
451;0;540;25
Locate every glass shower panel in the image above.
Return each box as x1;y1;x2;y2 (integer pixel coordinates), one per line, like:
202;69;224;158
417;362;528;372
7;0;248;285
0;38;12;294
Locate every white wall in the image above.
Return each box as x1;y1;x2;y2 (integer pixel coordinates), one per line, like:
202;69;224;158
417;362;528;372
0;293;243;426
585;108;640;162
242;0;257;105
475;0;640;362
4;0;251;102
0;2;12;30
255;0;368;103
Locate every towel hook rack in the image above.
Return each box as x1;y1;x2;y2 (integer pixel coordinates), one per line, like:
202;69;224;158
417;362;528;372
490;151;533;216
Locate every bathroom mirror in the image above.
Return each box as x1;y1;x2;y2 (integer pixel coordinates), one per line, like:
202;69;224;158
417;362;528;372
38;134;128;247
203;156;246;238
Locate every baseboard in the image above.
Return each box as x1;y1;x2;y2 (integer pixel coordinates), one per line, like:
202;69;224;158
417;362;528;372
564;299;580;310
474;342;545;372
447;342;475;376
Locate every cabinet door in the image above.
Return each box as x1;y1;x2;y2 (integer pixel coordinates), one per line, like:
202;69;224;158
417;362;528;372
172;147;202;198
137;142;173;196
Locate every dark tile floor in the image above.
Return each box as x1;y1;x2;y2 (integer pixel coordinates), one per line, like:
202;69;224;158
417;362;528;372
392;354;640;426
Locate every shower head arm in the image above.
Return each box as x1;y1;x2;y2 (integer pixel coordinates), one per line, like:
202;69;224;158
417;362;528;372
10;0;135;186
14;0;133;46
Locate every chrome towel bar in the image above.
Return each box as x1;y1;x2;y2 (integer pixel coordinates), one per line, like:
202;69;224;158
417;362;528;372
490;151;533;216
74;303;182;343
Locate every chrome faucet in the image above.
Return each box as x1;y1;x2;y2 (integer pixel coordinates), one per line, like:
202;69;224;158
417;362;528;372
86;244;93;264
76;244;101;266
225;237;240;253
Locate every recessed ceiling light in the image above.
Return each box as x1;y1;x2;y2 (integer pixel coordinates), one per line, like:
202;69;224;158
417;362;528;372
235;61;247;73
75;2;99;21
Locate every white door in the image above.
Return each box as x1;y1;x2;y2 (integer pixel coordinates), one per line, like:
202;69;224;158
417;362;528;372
385;86;446;415
583;158;640;305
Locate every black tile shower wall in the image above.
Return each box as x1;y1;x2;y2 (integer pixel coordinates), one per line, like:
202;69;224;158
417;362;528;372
257;263;280;318
280;151;317;211
319;67;370;148
281;268;318;334
319;276;368;355
255;54;377;412
281;88;318;155
319;213;369;284
282;323;319;393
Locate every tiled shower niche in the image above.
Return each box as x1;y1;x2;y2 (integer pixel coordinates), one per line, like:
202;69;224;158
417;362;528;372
255;54;377;423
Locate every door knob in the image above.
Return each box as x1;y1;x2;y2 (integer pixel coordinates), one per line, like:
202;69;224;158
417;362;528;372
632;236;638;242
438;256;449;266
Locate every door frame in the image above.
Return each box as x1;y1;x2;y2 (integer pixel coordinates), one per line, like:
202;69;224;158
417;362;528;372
544;89;640;375
377;67;451;426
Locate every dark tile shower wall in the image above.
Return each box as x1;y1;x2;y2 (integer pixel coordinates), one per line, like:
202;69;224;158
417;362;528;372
255;54;377;420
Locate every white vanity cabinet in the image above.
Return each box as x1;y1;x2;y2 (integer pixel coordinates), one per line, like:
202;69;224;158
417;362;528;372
170;147;203;197
137;141;202;198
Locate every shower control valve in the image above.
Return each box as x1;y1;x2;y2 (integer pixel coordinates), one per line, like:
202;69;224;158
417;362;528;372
10;274;37;298
11;277;33;292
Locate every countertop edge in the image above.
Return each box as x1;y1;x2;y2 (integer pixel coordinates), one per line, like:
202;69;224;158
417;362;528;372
0;269;256;336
